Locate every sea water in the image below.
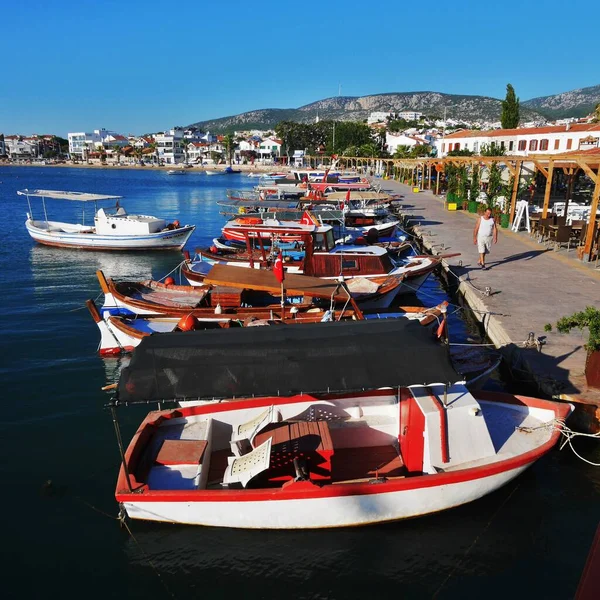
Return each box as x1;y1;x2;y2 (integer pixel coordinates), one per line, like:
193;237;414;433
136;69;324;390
0;166;598;600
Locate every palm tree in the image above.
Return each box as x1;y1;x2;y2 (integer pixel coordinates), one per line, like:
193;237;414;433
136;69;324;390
149;141;159;166
223;134;236;165
133;146;143;164
113;144;122;165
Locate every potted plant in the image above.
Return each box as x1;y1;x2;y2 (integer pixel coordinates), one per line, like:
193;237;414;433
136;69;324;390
446;165;458;204
546;307;600;388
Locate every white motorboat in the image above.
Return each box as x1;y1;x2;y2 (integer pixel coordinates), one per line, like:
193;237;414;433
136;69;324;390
19;189;195;251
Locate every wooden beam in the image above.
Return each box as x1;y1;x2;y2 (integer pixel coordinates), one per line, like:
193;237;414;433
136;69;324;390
583;177;600;260
509;160;522;224
503;161;516;177
533;160;549;180
576;159;599;185
541;160;554;218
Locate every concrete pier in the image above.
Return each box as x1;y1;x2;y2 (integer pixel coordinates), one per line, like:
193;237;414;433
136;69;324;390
380;178;600;430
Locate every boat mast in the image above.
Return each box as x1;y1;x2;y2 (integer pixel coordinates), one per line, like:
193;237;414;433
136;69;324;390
41;193;49;225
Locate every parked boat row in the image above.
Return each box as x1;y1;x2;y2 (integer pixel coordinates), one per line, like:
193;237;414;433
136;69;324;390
20;171;574;530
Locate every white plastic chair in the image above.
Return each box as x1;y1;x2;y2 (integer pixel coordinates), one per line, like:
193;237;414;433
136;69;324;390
230;405;280;457
223;437;272;488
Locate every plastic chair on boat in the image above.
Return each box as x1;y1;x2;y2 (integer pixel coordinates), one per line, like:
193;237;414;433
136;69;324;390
230;405;280;457
223;437;272;488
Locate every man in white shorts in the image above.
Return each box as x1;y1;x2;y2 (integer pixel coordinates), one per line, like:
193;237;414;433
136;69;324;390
473;207;498;269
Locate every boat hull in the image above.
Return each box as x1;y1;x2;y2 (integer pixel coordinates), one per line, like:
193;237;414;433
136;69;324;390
116;389;571;529
25;221;195;250
119;460;530;529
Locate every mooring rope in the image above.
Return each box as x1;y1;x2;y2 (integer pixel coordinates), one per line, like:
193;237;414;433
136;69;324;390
518;418;600;467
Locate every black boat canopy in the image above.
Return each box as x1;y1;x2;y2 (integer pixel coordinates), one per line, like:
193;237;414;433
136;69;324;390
116;319;461;404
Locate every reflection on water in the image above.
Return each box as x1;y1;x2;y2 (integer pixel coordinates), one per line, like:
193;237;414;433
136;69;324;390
28;244;172;281
102;355;131;385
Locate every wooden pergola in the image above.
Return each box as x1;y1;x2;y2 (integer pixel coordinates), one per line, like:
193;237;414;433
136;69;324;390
309;152;600;262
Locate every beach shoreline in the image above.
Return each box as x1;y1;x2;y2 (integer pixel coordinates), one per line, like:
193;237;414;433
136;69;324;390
0;160;290;173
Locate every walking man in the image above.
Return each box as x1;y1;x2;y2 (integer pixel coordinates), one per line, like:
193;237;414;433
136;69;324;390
473;207;498;269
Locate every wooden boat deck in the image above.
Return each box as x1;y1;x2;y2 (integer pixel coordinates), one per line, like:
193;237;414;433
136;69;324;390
204;263;350;300
205;444;405;488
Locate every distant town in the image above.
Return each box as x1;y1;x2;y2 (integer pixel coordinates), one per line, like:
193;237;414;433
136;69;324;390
1;104;599;168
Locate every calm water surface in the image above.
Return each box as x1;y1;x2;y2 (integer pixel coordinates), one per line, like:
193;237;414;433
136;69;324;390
0;166;598;599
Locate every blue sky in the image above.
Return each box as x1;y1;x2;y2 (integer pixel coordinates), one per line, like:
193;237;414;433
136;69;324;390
1;0;597;137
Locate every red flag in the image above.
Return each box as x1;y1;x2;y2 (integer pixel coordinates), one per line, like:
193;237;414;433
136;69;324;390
300;210;318;226
345;189;351;202
273;252;285;283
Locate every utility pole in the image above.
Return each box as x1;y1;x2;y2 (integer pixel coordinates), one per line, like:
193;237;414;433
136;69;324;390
442;106;447;156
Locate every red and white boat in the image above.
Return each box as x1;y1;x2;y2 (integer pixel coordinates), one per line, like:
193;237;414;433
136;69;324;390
182;222;445;301
113;319;572;529
221;215;323;244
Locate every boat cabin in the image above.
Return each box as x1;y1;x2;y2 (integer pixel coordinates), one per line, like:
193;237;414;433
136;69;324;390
306;244;396;278
95;207;167;236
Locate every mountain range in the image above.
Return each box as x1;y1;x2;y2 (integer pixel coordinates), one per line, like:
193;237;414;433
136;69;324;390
188;84;600;133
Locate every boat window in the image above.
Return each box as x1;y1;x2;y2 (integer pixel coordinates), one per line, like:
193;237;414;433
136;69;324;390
324;230;335;250
342;259;358;270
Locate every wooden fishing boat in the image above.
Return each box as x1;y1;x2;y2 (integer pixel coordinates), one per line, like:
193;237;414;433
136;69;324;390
183;245;444;300
19;189;195;251
182;222;445;299
96;266;365;316
112;319;572;529
87;299;368;356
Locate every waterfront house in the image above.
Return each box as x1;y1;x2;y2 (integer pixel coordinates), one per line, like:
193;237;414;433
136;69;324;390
258;137;283;161
155;128;185;164
5;136;39;160
436;123;600;157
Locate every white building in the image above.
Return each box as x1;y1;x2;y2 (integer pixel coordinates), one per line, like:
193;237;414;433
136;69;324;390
397;110;423;121
436;123;600;157
155;128;185;164
68;131;101;158
385;132;430;155
4;136;38;158
367;111;396;124
68;128;127;158
258;137;283;160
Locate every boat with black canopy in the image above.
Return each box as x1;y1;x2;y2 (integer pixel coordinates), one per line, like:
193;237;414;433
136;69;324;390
109;319;571;529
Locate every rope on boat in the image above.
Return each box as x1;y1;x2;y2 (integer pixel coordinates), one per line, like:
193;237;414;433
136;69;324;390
517;418;600;466
157;259;186;283
68;291;104;312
